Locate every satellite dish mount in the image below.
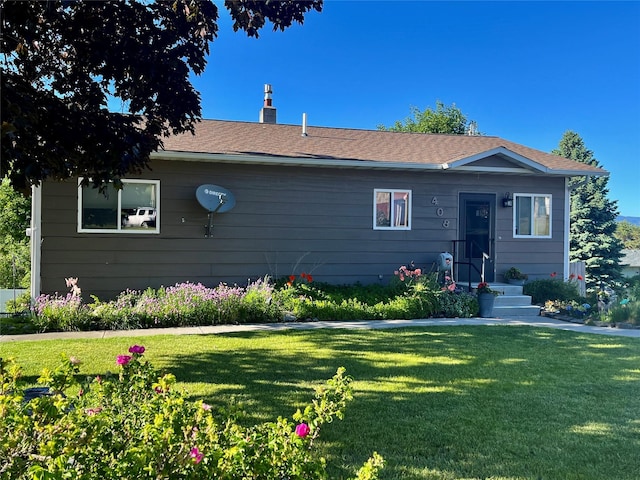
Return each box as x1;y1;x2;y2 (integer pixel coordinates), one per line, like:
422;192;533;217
195;184;236;238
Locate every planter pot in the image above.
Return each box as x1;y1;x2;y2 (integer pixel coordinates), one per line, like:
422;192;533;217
507;279;526;286
478;293;496;318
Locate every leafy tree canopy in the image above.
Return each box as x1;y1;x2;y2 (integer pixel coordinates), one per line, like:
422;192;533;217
0;176;30;287
377;101;479;135
552;130;624;291
616;221;640;250
0;0;322;192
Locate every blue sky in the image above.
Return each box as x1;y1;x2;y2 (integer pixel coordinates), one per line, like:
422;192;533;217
191;1;640;216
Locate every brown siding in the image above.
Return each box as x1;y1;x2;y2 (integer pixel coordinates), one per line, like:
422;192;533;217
40;160;567;299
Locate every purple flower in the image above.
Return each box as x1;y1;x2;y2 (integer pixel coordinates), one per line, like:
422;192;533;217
190;447;204;464
295;423;310;438
116;355;132;366
128;345;145;355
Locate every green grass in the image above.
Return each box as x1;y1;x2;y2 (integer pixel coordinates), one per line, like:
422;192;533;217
3;326;640;479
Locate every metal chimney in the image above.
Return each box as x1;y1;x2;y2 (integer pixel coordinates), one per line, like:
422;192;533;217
259;84;276;124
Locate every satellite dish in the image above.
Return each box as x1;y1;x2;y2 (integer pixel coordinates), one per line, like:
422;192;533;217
195;184;236;213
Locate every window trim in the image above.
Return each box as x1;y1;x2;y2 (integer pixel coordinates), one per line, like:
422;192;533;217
77;178;160;234
373;188;412;230
513;193;552;239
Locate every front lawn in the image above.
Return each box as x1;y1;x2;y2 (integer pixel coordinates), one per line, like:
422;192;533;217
3;326;639;479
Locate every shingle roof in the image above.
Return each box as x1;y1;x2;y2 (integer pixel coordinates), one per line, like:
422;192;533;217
159;119;607;176
622;249;640;267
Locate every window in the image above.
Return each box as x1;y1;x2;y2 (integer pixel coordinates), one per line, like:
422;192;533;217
514;193;551;238
374;189;411;230
78;179;160;233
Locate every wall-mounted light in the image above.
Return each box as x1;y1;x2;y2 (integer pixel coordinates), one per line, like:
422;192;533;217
502;192;513;208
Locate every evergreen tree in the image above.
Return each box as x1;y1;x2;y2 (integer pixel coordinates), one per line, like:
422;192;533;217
552;131;624;293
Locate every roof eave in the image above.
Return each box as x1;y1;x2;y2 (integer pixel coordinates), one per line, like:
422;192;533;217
152;150;443;170
153;149;609;176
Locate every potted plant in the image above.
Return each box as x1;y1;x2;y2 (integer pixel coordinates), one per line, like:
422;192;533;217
476;282;499;317
503;267;528;285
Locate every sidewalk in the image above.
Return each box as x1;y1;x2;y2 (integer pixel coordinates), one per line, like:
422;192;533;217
2;315;639;342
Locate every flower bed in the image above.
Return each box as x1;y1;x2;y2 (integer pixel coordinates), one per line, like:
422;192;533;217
24;269;481;333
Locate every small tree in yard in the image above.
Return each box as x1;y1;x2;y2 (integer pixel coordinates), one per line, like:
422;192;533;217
552;131;624;294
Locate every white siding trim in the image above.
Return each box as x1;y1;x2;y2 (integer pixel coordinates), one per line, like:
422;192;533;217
564;178;571;279
29;185;42;300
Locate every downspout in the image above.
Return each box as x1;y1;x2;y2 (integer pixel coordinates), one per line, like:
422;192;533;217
28;184;42;301
563;177;571;280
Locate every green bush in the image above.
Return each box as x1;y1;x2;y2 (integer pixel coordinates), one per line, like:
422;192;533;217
436;290;478;318
4;290;31;314
524;278;582;305
608;302;640;325
0;349;383;480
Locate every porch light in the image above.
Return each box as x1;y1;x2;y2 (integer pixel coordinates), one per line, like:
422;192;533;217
502;192;513;208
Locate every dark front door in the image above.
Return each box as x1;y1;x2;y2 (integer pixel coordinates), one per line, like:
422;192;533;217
458;193;495;283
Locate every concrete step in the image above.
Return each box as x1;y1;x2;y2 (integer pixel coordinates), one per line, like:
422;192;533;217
493;305;541;317
494;295;533;307
468;282;524;296
491;283;524;296
470;282;540;317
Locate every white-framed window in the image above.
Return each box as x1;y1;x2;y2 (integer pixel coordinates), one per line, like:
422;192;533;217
513;193;551;238
78;179;160;234
374;189;411;230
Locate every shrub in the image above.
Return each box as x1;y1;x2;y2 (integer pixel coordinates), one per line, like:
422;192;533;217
0;349;383;480
32;292;93;331
524;278;582;305
608;302;640;325
4;290;31;314
436;290;478;318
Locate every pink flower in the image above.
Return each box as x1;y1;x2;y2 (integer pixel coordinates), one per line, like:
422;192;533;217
447;283;456;292
201;403;211;411
116;355;132;366
190;447;204;464
550;272;557;278
295;423;310;438
85;407;103;416
128;345;145;355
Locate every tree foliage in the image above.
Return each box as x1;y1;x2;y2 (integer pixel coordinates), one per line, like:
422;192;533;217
552;131;624;292
0;177;30;288
377;101;478;135
615;221;640;250
0;0;322;192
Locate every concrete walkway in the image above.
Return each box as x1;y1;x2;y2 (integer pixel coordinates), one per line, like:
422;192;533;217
2;315;639;342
